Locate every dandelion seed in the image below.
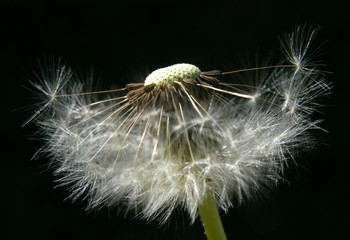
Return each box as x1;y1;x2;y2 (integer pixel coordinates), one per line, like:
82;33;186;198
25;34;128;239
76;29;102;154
27;26;329;239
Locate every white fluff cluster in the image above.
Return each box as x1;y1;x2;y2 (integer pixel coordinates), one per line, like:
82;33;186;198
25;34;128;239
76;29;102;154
28;27;329;223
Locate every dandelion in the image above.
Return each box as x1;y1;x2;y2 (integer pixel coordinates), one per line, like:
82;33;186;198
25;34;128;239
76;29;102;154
27;26;329;239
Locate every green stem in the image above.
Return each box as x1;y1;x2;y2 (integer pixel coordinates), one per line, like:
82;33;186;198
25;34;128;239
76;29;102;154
198;191;227;240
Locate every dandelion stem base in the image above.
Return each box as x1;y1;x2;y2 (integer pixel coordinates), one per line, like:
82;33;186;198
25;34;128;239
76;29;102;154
198;191;227;240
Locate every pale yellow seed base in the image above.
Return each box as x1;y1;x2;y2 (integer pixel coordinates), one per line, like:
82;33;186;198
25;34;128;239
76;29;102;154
144;63;201;86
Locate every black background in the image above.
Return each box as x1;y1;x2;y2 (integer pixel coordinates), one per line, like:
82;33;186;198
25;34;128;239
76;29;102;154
3;0;349;239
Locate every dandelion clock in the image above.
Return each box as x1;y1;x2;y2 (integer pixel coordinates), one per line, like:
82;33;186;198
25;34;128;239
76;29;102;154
26;26;330;239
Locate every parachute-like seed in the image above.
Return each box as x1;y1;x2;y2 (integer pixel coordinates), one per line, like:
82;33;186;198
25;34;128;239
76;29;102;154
27;26;330;223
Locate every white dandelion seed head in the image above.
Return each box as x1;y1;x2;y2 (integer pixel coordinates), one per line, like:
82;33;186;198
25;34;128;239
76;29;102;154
27;26;330;224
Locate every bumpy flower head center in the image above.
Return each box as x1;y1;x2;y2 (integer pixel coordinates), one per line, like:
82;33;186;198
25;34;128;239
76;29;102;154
144;63;201;86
